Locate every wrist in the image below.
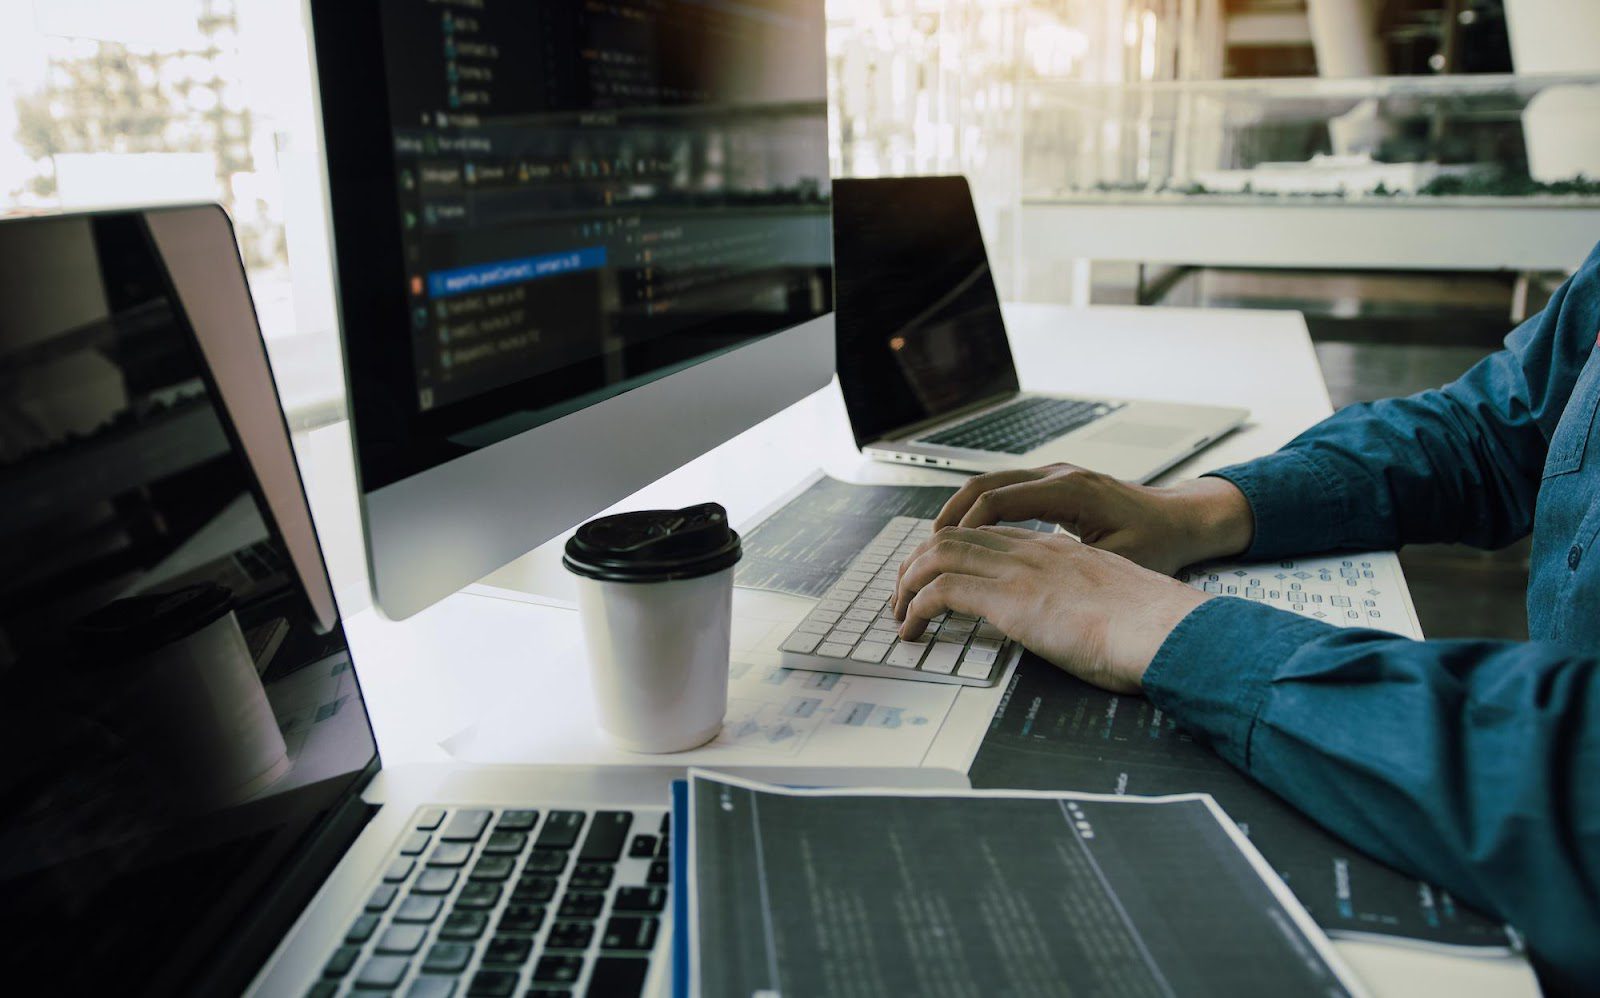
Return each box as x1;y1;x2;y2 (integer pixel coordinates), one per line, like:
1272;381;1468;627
1168;477;1254;565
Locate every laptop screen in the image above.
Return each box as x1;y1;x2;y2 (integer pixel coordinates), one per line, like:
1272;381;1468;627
832;175;1021;448
0;210;378;994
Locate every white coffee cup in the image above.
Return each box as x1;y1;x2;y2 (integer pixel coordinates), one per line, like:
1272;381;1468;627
563;502;741;753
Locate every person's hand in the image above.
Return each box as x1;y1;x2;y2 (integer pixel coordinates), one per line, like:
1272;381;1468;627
891;526;1209;693
928;464;1255;577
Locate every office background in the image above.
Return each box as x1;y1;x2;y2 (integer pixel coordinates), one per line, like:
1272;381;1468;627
2;0;1594;639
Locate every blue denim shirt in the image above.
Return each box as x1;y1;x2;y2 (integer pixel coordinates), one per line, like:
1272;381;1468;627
1144;242;1600;993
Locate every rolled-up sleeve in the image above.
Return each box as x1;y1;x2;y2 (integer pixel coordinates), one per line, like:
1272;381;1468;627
1145;597;1600;993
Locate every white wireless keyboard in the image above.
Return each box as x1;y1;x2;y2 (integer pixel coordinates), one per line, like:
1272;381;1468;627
777;516;1011;687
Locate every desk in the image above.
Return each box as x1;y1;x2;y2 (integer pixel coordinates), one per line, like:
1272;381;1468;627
292;303;1538;997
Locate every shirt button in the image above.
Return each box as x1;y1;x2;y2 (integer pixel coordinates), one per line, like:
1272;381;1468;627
1569;545;1584;571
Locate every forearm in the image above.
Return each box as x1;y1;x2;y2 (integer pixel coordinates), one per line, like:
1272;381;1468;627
1143;598;1600;991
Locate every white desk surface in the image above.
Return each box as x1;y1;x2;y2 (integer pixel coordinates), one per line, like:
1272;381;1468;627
292;303;1537;997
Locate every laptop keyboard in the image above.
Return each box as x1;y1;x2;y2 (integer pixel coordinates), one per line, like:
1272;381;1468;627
307;805;669;998
919;396;1122;454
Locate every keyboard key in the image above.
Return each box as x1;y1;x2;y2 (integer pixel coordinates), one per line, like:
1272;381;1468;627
346;913;380;943
963;646;997;665
428;843;473;867
395;894;443;923
546;920;594;950
483;934;533;967
602;916;659;951
440;809;492;842
416;808;446;830
570;862;614;889
832;618;868;635
850;641;891;664
534;955;585;984
384;857;416;882
482;830;527;854
439;910;487;941
455;882;502;909
406;977;457;998
497;902;546;934
355;955;409;990
558;891;606;919
976;621;1004;640
399;831;431;856
885;640;928;668
818;598;850;612
795;619;830;636
842;607;874;623
777;630;819;655
514;875;559;903
612;886;667;913
587;956;650;998
466;969;519;997
366;884;398;912
496;809;539;830
956;655;994;681
920;642;961;675
423;941;474;973
377;924;428;955
535;811;587;850
808;608;842;624
969;637;1001;653
324;945;360;977
647;859;669;885
307;981;339;998
627;834;658;858
470;856;515;881
579;811;633;861
416;868;458;893
816;641;854;658
524;851;569;874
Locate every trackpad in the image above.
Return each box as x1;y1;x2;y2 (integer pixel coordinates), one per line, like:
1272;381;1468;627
1083;421;1191;449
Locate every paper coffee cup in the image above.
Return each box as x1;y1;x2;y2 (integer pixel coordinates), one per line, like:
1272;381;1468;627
563;502;741;753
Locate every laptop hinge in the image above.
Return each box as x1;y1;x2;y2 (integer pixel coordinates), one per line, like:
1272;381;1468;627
871;389;1021;445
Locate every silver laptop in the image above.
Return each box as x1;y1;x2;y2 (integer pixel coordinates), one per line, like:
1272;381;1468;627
833;176;1248;482
0;206;962;998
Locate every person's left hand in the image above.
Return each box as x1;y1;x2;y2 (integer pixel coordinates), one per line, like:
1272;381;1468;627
892;526;1211;693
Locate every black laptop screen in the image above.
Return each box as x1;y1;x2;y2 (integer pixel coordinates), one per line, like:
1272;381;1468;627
0;212;378;994
832;176;1021;448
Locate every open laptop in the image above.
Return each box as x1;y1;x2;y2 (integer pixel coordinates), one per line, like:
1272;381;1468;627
0;207;961;998
832;176;1248;482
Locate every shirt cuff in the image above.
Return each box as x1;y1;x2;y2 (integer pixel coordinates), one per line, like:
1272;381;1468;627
1204;449;1348;560
1142;596;1333;771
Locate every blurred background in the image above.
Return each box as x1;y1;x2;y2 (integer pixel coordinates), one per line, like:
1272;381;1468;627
3;0;1596;638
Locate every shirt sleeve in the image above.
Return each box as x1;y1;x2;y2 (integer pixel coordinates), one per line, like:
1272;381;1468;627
1204;241;1600;560
1144;596;1600;993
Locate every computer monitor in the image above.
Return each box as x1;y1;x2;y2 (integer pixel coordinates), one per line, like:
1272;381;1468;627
310;0;835;619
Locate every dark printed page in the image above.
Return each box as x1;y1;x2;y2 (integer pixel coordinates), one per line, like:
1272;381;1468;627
689;772;1362;998
969;655;1512;950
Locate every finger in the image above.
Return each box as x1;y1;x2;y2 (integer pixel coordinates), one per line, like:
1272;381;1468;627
894;528;1022;614
957;476;1084;529
894;538;1014;620
899;573;992;640
933;469;1042;531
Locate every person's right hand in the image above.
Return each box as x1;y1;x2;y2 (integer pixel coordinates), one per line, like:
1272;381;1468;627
925;464;1256;578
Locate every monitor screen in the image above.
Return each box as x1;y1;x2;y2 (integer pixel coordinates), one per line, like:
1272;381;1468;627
0;212;378;995
832;176;1021;448
316;0;833;490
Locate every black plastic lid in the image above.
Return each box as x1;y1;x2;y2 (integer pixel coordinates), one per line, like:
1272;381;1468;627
563;502;742;583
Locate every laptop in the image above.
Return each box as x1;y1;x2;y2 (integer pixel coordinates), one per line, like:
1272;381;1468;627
0;207;961;998
832;176;1248;482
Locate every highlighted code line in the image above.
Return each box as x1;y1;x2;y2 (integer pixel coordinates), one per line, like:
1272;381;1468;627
426;246;607;298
